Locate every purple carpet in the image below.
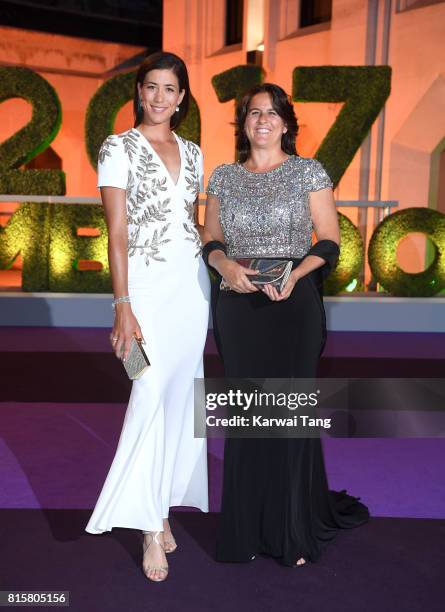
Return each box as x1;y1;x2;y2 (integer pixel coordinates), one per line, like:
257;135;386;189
1;327;444;610
1;402;445;518
2;326;445;358
1;509;444;612
1;328;444;517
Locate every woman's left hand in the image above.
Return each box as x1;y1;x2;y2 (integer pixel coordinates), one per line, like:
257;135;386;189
261;271;300;301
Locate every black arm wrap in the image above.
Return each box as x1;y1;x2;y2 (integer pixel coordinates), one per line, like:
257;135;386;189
306;239;340;280
202;240;227;267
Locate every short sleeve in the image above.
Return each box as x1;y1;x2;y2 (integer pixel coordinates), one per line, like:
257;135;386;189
306;159;333;192
206;165;225;199
97;135;128;189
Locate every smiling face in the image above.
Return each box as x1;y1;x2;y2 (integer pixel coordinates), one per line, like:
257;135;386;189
244;92;288;150
137;68;185;126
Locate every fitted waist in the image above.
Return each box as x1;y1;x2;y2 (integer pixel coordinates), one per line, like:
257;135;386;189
226;235;312;260
227;246;310;259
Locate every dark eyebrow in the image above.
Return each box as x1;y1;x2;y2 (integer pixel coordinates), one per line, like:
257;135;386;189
249;106;275;111
143;80;177;87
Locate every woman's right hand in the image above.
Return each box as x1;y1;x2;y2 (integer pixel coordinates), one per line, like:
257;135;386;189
218;259;259;293
110;303;144;361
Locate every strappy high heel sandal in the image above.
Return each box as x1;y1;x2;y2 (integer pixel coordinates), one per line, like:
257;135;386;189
162;519;177;553
163;531;177;554
142;531;169;582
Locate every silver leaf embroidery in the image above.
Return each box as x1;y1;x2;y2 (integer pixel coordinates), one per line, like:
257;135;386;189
183;199;201;257
98;136;117;164
122;130;201;265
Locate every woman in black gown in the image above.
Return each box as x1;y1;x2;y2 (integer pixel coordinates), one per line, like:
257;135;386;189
203;83;369;567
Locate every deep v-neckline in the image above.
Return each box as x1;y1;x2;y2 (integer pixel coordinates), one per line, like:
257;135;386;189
133;128;183;187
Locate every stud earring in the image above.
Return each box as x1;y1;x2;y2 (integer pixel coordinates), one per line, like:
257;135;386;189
176;105;180;112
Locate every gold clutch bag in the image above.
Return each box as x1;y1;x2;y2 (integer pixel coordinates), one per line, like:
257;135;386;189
123;336;150;380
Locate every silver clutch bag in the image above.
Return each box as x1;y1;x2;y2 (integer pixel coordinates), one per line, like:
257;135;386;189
123;336;150;380
220;258;293;293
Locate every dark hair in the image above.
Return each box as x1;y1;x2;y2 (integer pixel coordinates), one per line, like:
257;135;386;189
235;83;298;162
133;51;190;130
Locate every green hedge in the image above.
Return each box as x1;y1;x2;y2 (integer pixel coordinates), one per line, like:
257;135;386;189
2;203;444;295
0;67;65;195
176;96;201;145
293;66;391;187
0;170;65;195
0;202;50;291
0;202;112;292
49;204;111;293
368;208;445;296
324;212;364;295
85;72;135;168
211;65;264;102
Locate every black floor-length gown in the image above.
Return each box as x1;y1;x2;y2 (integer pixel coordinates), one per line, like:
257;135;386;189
206;157;369;567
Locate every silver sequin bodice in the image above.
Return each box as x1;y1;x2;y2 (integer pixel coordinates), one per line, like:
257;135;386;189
206;156;332;258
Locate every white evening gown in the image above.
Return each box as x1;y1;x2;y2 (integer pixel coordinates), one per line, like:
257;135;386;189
85;128;210;534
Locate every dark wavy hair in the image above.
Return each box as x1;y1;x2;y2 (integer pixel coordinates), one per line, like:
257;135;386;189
236;83;298;162
133;51;190;130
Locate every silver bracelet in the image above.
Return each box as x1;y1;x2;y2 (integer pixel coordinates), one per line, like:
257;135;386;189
112;295;131;310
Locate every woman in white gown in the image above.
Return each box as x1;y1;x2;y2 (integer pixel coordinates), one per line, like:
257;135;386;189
85;52;210;583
